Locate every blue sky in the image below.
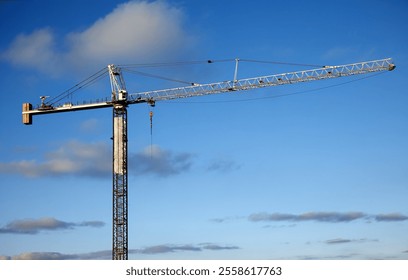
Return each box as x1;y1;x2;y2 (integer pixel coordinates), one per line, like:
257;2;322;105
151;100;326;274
0;0;407;260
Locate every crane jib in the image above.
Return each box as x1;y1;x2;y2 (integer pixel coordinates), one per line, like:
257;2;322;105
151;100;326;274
127;58;395;103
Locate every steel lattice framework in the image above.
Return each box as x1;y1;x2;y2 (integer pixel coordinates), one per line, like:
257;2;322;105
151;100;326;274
22;58;395;260
109;65;129;260
127;58;395;104
112;104;128;260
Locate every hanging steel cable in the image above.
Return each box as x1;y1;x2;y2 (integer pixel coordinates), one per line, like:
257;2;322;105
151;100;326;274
238;59;323;68
117;58;235;68
122;68;196;85
47;68;109;106
44;59;323;105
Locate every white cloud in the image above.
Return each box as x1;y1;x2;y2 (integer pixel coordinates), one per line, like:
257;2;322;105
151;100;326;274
247;211;408;223
66;1;188;66
79;118;101;133
0;141;193;178
136;243;239;254
0;217;105;234
0;160;40;177
2;1;194;75
249;211;366;223
0;140;110;178
130;144;195;177
1;28;59;74
206;157;241;173
45;140;111;177
325;238;378;245
5;252;78;260
374;213;408;222
0;243;240;260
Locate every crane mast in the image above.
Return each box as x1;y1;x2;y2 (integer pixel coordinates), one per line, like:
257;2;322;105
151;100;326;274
108;64;129;260
21;58;395;260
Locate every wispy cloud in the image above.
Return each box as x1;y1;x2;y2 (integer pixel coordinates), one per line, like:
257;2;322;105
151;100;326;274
249;212;366;223
129;242;239;256
130;145;195;177
0;141;194;178
206;158;241;173
0;217;105;235
79;118;101;134
214;211;408;224
297;253;360;260
0;252;69;260
134;243;240;254
298;252;408;260
374;213;408;222
200;243;240;251
325;238;353;244
137;244;201;254
77;221;105;228
0;243;239;260
0;27;58;74
0;251;112;260
325;238;378;245
210;216;245;224
0;140;110;178
1;1;194;76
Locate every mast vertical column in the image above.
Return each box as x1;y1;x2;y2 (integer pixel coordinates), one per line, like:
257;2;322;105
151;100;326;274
108;64;129;260
112;104;128;260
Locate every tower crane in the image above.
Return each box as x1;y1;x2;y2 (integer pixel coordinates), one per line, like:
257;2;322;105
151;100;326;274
22;58;395;260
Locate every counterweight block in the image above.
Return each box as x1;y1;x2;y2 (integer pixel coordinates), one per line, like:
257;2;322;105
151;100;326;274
22;103;33;125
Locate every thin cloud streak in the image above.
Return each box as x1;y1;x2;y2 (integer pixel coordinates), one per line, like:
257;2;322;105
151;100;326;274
137;244;201;254
0;243;240;260
249;211;366;223
297;253;360;260
325;238;378;245
374;213;408;222
209;216;245;223
206;158;241;173
0;217;105;235
212;212;408;224
200;244;240;251
325;238;352;244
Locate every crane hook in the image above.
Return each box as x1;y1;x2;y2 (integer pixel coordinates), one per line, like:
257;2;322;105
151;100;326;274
149;111;154;131
149;110;154;159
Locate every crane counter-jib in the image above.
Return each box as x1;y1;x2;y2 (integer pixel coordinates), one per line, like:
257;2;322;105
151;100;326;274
22;101;113;125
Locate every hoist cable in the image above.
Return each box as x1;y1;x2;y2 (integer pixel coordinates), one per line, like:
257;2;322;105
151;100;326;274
149;110;153;159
